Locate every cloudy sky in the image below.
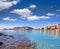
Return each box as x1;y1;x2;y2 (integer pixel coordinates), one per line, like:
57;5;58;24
0;0;60;28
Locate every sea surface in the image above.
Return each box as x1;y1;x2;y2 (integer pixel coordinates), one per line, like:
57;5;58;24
0;30;60;49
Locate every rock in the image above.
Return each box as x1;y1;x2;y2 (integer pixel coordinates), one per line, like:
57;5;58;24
9;35;14;39
0;42;3;46
0;33;4;36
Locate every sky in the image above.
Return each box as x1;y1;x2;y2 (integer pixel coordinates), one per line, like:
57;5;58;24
0;0;60;28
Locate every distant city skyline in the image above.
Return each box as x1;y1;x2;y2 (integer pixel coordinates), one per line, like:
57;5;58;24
0;0;60;28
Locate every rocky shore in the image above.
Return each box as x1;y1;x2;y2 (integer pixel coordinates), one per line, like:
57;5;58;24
0;41;35;49
0;32;35;49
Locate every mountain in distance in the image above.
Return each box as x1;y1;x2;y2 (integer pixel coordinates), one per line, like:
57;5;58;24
0;24;60;31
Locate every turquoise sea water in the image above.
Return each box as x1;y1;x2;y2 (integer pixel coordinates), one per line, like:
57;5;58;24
0;30;60;49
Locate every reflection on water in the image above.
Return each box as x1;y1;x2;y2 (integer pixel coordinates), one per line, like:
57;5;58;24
39;29;60;38
44;30;60;38
0;30;60;49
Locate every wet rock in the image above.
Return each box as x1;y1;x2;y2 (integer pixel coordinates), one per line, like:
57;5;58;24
9;35;14;39
0;32;8;37
0;42;3;46
0;33;4;36
4;35;7;37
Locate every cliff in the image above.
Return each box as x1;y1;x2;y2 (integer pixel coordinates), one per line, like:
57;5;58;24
41;24;60;30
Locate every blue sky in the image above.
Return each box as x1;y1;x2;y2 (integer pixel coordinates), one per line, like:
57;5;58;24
0;0;60;28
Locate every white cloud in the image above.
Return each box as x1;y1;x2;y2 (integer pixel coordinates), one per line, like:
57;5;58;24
0;0;19;10
11;8;51;21
29;5;36;9
39;16;50;19
27;16;40;21
46;13;55;16
11;5;55;21
27;16;50;21
3;17;17;21
12;0;19;5
11;8;32;18
11;8;50;21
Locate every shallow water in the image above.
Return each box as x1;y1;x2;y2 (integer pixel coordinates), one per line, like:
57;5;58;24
0;30;60;49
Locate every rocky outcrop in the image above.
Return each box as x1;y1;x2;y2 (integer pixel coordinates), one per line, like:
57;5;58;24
0;42;3;46
42;24;60;30
47;24;60;30
57;24;60;30
13;26;33;30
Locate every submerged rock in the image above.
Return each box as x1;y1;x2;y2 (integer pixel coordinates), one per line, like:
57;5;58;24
4;42;35;49
0;32;35;49
0;38;35;49
9;35;14;39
